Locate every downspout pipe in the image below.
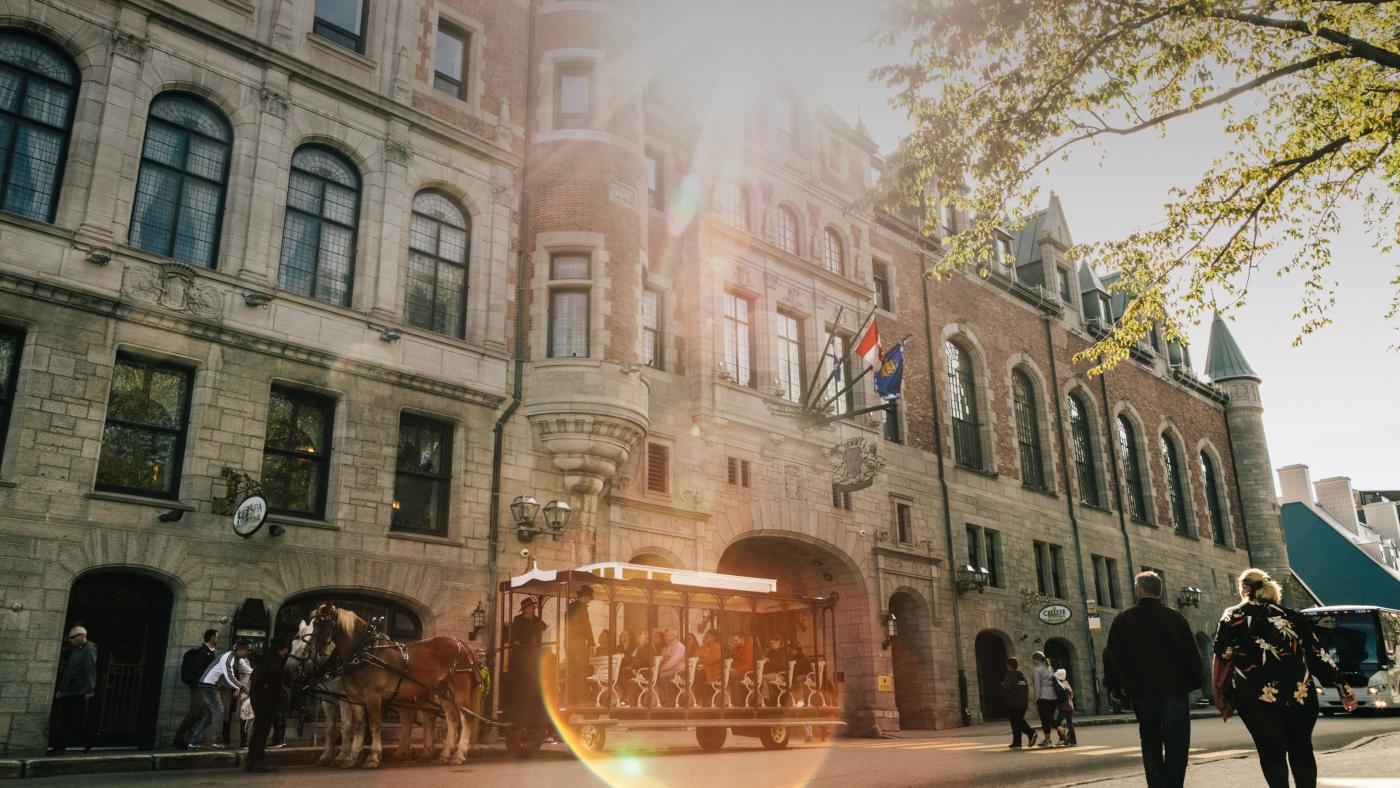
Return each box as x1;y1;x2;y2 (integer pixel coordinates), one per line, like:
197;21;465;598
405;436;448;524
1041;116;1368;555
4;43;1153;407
1042;317;1100;712
920;248;970;727
486;0;538;666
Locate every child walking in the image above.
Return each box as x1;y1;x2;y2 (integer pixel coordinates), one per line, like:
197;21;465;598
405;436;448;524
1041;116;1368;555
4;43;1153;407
1053;668;1077;746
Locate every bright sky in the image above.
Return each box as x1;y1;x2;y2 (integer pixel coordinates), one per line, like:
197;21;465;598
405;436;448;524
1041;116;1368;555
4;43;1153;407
651;0;1400;490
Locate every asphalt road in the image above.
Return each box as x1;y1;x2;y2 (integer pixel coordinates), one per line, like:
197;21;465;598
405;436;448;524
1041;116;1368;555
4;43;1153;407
21;714;1397;787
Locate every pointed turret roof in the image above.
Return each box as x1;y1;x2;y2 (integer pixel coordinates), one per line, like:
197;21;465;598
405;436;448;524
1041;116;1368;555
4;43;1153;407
1205;313;1260;383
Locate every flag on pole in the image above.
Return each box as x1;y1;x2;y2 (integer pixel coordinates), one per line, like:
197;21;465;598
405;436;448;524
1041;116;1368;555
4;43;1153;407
875;341;905;401
853;319;881;370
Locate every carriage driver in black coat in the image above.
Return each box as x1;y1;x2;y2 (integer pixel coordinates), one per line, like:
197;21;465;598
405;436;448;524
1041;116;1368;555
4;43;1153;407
244;639;290;773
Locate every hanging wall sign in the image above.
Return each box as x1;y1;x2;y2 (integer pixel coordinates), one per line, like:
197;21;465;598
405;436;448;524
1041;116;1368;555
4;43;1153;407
1038;603;1072;626
232;495;269;538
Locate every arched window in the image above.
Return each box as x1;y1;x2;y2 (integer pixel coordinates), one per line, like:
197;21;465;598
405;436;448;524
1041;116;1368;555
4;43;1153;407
278;145;361;306
1201;450;1228;545
405;191;470;338
718;181;748;230
1162;434;1189;533
1117;415;1146;520
776;205;798;254
0;32;79;222
822;227;843;274
129;94;232;268
1068;393;1100;507
1012;369;1045;489
946;340;982;470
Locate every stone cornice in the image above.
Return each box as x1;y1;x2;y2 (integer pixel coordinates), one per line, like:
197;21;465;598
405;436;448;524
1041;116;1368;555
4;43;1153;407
0;270;504;407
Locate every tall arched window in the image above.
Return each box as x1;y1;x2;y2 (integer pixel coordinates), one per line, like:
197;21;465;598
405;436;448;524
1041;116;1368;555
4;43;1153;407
1201;450;1228;545
1117;415;1146;520
718;181;748;230
405;191;470;338
278;145;361;306
776;205;798;254
946;340;982;470
1012;369;1045;489
129;94;232;268
0;32;78;222
822;227;843;274
1162;434;1189;533
1068;393;1100;507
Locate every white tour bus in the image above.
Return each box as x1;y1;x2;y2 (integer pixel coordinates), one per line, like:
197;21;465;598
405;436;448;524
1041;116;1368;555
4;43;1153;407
1302;605;1400;714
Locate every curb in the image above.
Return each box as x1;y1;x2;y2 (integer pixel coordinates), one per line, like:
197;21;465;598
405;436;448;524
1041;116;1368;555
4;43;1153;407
885;709;1218;740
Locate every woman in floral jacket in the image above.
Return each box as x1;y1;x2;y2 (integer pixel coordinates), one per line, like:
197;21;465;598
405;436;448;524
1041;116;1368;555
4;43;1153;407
1212;568;1357;788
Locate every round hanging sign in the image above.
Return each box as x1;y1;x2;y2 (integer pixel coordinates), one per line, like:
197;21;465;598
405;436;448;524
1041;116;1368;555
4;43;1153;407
1038;603;1072;626
232;495;269;538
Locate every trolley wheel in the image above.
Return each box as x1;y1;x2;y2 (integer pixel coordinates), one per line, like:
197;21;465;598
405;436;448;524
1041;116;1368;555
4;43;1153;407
759;725;790;750
505;727;545;758
696;726;727;752
1320;708;1336;717
575;723;607;755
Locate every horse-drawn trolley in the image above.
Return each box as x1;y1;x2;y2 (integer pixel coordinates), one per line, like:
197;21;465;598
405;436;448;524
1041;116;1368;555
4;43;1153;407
494;562;844;757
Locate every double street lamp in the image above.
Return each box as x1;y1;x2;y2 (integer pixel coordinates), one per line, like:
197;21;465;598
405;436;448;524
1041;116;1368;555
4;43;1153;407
1177;586;1203;609
510;495;574;542
955;564;992;594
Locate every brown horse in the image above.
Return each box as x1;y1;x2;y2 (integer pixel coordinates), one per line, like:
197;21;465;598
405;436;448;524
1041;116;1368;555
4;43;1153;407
308;603;481;768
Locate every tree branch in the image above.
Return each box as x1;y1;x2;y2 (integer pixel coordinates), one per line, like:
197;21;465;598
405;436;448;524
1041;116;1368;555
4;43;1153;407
1209;9;1400;70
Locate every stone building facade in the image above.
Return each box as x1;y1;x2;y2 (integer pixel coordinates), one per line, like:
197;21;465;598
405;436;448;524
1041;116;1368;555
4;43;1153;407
0;0;1290;754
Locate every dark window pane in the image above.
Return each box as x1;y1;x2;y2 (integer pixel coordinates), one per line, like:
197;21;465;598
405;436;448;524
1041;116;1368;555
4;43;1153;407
1119;416;1146;520
97;424;178;494
96;357;192;497
435;26;465;84
281;148;364;308
316;0;365;35
129;96;230;266
3;124;63;220
392;474;443;532
404;192;470;338
1013;370;1044;489
129;166;180;256
392;415;451;534
260;452;325;514
946;341;982;469
261;388;332;517
1069;394;1100;506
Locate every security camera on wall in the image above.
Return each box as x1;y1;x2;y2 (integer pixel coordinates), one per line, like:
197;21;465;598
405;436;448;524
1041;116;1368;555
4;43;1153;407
520;548;531;558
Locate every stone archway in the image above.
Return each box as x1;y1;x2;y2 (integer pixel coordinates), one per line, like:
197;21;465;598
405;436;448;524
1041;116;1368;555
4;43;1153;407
716;534;876;732
889;591;936;729
57;570;174;750
974;630;1011;720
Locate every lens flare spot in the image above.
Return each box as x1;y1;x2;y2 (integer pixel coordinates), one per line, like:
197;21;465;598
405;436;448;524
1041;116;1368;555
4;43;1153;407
667;173;702;236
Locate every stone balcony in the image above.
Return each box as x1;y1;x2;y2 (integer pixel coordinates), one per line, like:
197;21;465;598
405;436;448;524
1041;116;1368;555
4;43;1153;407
522;358;650;495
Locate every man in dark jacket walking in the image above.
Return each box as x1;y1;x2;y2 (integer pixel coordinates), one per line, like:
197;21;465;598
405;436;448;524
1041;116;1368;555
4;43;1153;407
1103;571;1202;788
48;626;98;755
243;639;290;773
174;629;219;749
1001;657;1038;749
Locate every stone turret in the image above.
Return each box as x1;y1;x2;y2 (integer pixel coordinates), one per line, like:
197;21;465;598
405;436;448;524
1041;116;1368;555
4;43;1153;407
1205;314;1295;598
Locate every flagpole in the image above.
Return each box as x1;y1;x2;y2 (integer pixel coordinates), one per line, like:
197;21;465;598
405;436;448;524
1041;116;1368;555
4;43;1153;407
810;333;913;415
801;305;845;410
806;304;877;410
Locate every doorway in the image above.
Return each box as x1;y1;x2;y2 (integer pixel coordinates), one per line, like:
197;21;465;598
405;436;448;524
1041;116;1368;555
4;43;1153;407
888;591;935;729
974;630;1009;720
1044;637;1075;689
57;571;173;750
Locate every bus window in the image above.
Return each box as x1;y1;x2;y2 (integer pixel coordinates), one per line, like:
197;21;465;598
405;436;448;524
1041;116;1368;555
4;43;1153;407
1313;612;1379;674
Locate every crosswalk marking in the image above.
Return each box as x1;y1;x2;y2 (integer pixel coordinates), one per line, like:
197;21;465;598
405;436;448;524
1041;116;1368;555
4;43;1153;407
1122;748;1204;758
1028;745;1110;753
1191;749;1251;759
809;739;1253;764
1079;746;1143;756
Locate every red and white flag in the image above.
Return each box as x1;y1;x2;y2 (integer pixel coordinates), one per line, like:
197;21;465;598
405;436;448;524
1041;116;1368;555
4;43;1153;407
853;319;881;370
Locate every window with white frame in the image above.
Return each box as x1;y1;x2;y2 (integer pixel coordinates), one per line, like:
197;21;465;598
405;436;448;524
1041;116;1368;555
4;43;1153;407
641;287;662;369
547;253;589;358
555;63;593;129
776;205;799;254
821;227;843;274
722;291;754;387
719;182;749;230
775;311;804;403
433;21;470;99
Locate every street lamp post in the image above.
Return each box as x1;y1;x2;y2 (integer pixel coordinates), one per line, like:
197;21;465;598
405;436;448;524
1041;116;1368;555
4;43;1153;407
955;564;991;594
510;494;574;541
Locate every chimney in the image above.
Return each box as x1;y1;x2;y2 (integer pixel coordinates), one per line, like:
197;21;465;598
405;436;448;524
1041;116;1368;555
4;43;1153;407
1277;464;1313;505
1362;500;1400;545
1314;476;1359;533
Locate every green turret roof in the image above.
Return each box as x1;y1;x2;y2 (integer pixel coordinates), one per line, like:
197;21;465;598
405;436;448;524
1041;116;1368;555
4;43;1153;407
1204;313;1260;382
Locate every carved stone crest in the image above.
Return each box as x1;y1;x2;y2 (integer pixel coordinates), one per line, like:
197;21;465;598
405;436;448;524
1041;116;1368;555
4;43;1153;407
259;88;289;119
111;30;148;61
124;263;223;321
385;139;413;166
827;436;885;493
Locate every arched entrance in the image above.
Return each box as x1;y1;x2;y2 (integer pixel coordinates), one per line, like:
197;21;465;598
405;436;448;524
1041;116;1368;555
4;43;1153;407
1044;637;1075;689
273;591;424;647
56;571;173;750
974;630;1010;720
623;552;681;636
888;591;935;729
716;534;872;729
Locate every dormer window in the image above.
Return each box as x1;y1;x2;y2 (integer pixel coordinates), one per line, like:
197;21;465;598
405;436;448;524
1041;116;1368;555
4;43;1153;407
1057;268;1073;304
993;235;1012;267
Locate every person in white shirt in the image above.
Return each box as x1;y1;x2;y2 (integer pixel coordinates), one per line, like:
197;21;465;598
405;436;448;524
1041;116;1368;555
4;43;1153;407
656;630;686;704
188;639;250;749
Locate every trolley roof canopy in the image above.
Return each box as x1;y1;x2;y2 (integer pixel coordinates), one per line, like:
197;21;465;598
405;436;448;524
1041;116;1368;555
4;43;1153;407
503;562;836;613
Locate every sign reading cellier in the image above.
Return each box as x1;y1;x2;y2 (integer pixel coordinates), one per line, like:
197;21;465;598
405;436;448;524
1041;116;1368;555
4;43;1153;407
1038;603;1072;625
232;495;269;538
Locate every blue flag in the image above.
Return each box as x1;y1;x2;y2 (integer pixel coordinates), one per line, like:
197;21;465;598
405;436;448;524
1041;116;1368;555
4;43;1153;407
875;342;904;401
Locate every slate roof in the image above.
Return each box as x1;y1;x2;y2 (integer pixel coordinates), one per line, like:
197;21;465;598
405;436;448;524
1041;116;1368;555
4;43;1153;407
1204;313;1260;383
1281;502;1400;609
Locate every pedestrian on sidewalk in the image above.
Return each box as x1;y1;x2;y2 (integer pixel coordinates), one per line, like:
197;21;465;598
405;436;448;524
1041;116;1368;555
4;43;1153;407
174;629;219;749
1212;568;1358;788
1030;651;1058;747
1103;570;1201;788
244;638;290;773
188;639;251;750
47;625;98;756
1001;657;1038;749
1053;668;1077;746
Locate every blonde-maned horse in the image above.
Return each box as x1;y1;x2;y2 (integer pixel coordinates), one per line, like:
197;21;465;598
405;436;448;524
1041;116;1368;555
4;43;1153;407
306;604;482;768
289;619;358;766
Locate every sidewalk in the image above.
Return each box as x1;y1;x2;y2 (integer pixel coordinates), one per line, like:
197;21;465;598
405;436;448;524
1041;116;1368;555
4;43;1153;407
885;709;1219;740
1054;731;1400;787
